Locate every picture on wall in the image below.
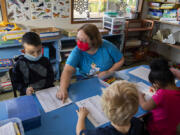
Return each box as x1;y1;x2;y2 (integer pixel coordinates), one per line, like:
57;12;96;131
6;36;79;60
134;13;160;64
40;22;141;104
6;0;31;21
6;0;70;21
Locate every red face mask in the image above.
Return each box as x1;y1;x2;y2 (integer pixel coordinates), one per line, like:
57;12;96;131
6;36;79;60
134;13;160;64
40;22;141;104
77;40;90;51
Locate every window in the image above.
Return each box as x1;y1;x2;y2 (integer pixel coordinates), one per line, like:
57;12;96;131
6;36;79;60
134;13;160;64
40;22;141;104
71;0;143;24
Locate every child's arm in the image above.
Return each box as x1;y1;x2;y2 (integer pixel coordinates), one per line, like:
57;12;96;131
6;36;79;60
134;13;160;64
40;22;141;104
138;92;156;111
170;68;180;80
76;107;89;135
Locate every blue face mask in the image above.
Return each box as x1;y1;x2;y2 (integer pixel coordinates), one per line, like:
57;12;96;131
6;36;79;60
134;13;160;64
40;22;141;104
24;53;42;61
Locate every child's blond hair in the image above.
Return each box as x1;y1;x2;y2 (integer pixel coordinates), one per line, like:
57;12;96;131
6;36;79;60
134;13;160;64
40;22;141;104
101;80;139;126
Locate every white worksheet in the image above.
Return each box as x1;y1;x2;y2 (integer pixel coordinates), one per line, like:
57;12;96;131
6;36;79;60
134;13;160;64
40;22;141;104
136;82;154;100
76;95;109;127
0;122;16;135
129;67;150;82
36;86;72;113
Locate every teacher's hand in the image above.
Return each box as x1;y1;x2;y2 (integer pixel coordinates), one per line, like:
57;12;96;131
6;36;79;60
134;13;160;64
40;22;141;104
56;88;68;103
98;71;110;78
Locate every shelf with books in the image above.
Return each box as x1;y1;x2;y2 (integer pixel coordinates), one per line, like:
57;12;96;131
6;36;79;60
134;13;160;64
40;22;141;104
0;43;21;49
148;1;180;4
147;0;180;25
0;68;9;73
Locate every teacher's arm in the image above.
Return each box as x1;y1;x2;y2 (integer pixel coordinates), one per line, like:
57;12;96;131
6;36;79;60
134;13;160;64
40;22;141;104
98;56;125;78
56;64;76;102
108;56;125;72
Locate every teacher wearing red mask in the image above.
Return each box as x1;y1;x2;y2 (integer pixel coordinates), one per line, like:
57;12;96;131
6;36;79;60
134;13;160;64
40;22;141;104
56;24;124;102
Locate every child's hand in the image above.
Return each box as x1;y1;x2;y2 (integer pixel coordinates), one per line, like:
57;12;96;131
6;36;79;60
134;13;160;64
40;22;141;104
76;107;89;119
170;67;180;80
138;92;145;98
149;87;156;94
26;87;35;95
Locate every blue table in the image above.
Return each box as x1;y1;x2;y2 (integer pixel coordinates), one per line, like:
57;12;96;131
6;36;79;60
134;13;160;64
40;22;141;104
26;78;103;135
25;65;153;135
117;65;180;87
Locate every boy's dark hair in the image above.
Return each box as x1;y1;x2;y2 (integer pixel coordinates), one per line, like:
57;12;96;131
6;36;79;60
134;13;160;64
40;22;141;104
149;58;175;87
22;32;41;46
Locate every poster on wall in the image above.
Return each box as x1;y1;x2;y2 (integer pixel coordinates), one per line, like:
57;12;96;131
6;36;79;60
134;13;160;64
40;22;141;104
6;0;70;21
6;0;31;21
31;0;53;20
52;0;70;19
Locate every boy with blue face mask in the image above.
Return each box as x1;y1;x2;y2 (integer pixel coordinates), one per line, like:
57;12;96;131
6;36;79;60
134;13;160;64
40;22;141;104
12;32;54;96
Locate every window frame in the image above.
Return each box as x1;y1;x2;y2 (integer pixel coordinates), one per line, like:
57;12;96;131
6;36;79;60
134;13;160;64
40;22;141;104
71;0;102;24
0;0;8;23
71;0;144;24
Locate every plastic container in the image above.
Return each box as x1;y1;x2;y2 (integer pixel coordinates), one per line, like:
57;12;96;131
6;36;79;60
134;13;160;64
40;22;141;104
103;15;125;34
104;12;119;17
0;117;25;135
100;71;129;81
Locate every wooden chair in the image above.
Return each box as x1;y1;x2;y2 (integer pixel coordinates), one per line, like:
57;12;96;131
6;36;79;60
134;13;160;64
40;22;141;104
9;68;18;97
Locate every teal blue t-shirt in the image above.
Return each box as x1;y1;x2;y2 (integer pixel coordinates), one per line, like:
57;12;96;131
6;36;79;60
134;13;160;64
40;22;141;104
66;39;123;76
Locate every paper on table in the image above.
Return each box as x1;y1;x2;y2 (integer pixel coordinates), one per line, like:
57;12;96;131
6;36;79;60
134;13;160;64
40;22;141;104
36;86;72;113
76;95;109;127
0;122;16;135
136;82;154;100
129;67;150;82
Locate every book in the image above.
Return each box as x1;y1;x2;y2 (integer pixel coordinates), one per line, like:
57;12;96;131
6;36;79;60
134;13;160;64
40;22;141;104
0;58;14;69
0;72;12;92
0;122;16;135
0;122;21;135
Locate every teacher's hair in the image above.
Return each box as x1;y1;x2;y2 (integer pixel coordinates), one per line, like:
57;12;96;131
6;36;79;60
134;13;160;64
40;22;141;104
149;58;175;87
78;24;102;48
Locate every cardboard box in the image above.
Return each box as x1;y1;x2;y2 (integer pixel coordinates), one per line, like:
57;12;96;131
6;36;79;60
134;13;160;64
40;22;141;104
31;27;62;38
62;29;77;37
99;28;109;35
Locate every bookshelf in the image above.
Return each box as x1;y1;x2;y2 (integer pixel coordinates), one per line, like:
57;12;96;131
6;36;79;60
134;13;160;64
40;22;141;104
147;0;180;26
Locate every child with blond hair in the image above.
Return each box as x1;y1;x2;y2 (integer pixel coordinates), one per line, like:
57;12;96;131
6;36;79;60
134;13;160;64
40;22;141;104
76;81;144;135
